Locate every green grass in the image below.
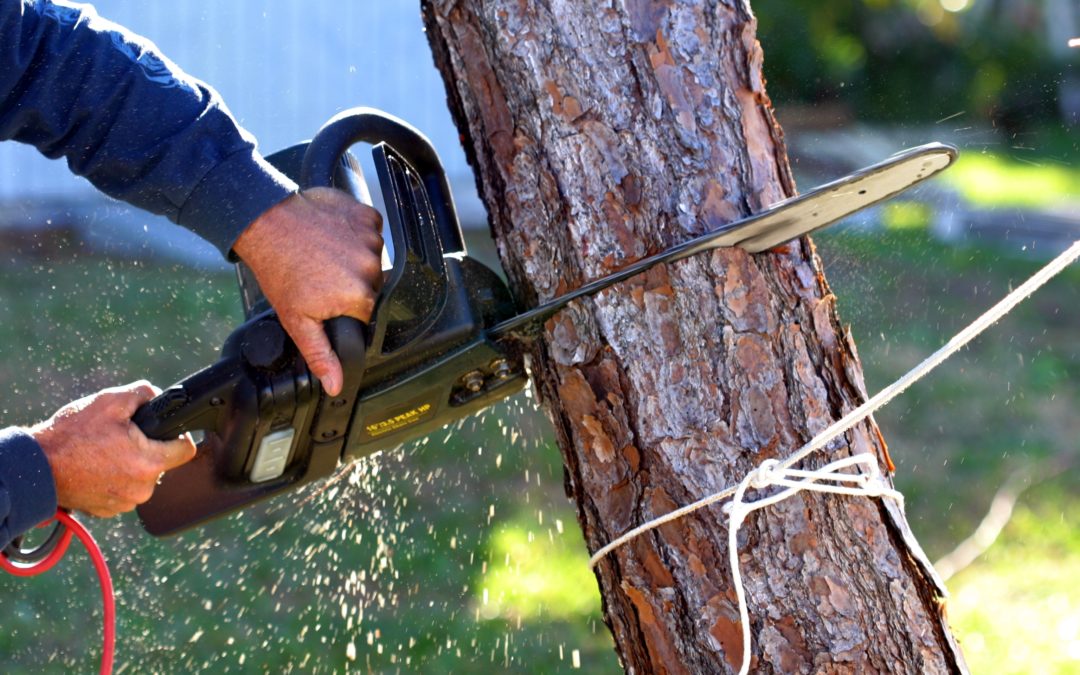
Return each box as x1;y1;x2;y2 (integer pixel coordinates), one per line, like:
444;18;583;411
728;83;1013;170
946;480;1080;674
0;221;1075;672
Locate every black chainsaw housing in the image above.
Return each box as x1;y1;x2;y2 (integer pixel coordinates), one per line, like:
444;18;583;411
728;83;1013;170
135;109;526;536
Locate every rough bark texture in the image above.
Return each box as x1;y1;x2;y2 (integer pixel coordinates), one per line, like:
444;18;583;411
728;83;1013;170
422;1;967;673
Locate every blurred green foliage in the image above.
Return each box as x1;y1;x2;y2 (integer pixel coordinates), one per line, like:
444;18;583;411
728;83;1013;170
753;0;1076;127
814;226;1079;555
944;151;1080;206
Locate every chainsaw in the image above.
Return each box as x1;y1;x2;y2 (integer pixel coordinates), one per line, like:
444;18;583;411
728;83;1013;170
132;108;957;536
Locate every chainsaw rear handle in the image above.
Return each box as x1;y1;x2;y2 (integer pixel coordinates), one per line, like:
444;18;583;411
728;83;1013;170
132;360;241;441
131;313;291;458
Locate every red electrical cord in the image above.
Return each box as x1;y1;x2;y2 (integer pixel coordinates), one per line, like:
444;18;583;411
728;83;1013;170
0;510;115;675
0;519;73;577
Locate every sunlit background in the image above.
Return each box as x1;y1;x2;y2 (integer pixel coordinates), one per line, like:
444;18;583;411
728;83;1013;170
0;1;1076;673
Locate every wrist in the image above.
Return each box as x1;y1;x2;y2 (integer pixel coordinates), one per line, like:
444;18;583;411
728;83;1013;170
177;148;299;261
27;420;62;494
232;191;299;265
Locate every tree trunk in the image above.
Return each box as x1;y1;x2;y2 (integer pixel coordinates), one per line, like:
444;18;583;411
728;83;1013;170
422;1;967;672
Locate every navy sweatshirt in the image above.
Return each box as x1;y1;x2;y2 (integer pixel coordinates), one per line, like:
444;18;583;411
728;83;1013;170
0;0;300;546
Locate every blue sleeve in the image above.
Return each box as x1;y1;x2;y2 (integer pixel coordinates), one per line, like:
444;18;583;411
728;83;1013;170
0;427;57;550
0;0;298;259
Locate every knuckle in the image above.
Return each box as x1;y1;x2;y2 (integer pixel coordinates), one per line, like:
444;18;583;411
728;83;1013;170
357;294;376;321
130;379;153;392
359;256;383;287
126;380;158;399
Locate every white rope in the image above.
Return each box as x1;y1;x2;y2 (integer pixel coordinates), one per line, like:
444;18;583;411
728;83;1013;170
724;453;904;674
587;239;1080;668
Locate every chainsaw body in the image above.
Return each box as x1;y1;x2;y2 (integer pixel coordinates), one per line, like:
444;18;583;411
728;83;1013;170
135;109;526;536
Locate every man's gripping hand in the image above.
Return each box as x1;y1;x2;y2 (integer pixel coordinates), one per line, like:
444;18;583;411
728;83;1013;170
233;188;384;397
31;382;197;518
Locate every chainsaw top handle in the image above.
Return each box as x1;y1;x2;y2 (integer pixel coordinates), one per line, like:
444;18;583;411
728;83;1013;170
301;107;466;260
295;107;473;424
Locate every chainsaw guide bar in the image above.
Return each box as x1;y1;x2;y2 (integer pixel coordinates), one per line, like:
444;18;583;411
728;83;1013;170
490;142;957;340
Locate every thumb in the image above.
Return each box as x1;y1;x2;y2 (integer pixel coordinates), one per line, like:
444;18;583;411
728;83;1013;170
283;315;343;397
129;423;198;471
155;434;198;472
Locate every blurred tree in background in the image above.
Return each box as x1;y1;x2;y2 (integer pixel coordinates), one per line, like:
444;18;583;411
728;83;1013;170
753;0;1078;131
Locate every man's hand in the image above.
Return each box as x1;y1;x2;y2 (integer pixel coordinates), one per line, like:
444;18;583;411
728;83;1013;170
31;382;197;518
233;188;383;396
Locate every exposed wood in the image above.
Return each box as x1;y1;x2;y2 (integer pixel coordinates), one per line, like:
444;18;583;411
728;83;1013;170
422;1;967;672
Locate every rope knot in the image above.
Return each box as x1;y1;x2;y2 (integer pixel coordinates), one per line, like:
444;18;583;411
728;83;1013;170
749;459;782;490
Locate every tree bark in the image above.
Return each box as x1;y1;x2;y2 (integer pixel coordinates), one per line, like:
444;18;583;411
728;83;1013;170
422;1;967;673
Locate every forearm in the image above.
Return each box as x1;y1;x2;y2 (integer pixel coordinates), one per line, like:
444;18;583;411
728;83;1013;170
0;427;57;550
0;0;296;257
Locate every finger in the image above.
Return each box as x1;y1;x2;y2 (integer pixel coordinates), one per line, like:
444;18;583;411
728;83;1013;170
153;434;198;472
305;189;383;236
284;315;343;396
352;248;384;294
335;281;378;323
357;205;383;235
